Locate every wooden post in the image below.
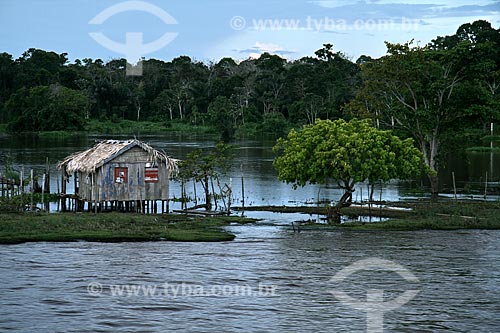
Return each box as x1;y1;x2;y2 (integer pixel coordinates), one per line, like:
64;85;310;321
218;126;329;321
181;179;185;210
484;171;488;200
74;172;78;195
41;174;46;211
241;164;245;214
92;173;96;212
61;170;67;212
452;172;457;199
30;169;34;211
379;182;383;222
45;157;50;194
227;177;232;215
20;169;24;195
193;181;198;206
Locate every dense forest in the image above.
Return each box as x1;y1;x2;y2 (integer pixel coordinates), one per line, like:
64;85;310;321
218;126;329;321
0;20;498;145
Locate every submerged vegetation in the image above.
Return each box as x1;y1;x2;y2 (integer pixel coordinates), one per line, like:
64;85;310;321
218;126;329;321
240;199;500;230
341;199;500;230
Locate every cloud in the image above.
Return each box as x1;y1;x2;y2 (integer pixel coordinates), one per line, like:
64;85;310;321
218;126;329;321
308;0;500;21
233;42;297;58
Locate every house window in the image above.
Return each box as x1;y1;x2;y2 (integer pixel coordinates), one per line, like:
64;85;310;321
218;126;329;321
114;167;128;184
145;163;159;183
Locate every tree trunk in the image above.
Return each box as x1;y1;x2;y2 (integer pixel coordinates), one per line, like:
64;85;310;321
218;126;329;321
202;175;212;211
368;183;375;202
327;206;341;224
429;173;439;198
168;106;173;120
178;99;183;120
336;189;353;208
327;186;354;224
420;135;440;197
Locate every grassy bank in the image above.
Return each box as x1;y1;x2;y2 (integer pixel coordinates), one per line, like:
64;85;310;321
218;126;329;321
0;120;215;137
343;199;500;230
85;119;213;135
0;119;289;140
0;212;255;244
237;204;413;219
239;199;500;230
334;215;500;230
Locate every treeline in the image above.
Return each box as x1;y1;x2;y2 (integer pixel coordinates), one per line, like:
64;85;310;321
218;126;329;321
0;20;498;142
0;43;358;138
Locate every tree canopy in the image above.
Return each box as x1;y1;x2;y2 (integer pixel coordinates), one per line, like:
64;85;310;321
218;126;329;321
346;20;500;196
273;119;423;220
0;45;360;137
0;20;498;197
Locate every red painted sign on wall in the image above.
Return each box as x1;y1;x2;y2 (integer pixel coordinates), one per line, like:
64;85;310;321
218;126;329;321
145;167;159;183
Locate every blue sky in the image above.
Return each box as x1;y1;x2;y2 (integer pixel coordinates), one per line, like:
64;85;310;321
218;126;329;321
0;0;499;63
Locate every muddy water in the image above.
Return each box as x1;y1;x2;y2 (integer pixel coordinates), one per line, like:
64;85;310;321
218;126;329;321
0;227;499;332
1;134;499;332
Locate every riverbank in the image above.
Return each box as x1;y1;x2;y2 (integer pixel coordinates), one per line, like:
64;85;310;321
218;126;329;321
1;199;499;244
0;212;255;244
238;199;500;230
0;120;215;138
0;119;289;140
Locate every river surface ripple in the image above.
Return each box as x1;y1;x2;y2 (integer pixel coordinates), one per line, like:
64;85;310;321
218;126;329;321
1;226;499;332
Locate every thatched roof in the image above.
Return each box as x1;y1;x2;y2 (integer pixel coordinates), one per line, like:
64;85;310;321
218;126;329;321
57;139;178;174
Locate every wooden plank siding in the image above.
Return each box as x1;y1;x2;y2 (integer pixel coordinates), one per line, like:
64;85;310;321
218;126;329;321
77;147;170;202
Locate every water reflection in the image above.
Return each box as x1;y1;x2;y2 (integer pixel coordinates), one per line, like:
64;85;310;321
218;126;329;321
0;133;499;211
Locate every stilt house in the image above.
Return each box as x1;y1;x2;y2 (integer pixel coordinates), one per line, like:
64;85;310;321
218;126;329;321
57;139;177;211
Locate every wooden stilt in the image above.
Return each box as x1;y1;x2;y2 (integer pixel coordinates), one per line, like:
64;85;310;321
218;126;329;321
61;170;67;212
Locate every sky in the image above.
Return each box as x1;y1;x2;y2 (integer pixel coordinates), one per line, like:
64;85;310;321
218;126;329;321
0;0;499;64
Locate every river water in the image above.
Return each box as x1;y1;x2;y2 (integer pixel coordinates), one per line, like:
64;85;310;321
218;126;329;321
0;227;499;332
1;134;500;332
1;133;499;210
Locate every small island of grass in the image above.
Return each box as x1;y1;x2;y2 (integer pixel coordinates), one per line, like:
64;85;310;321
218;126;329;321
0;213;255;244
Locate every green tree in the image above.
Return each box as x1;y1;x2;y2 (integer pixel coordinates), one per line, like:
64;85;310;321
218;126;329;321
255;53;287;115
152;89;176;121
208;96;238;141
177;143;234;211
15;48;68;88
6;84;87;132
0;52;15;122
273;119;423;223
346;41;468;196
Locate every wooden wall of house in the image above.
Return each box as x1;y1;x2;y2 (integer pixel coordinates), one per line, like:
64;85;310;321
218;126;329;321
77;147;170;202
